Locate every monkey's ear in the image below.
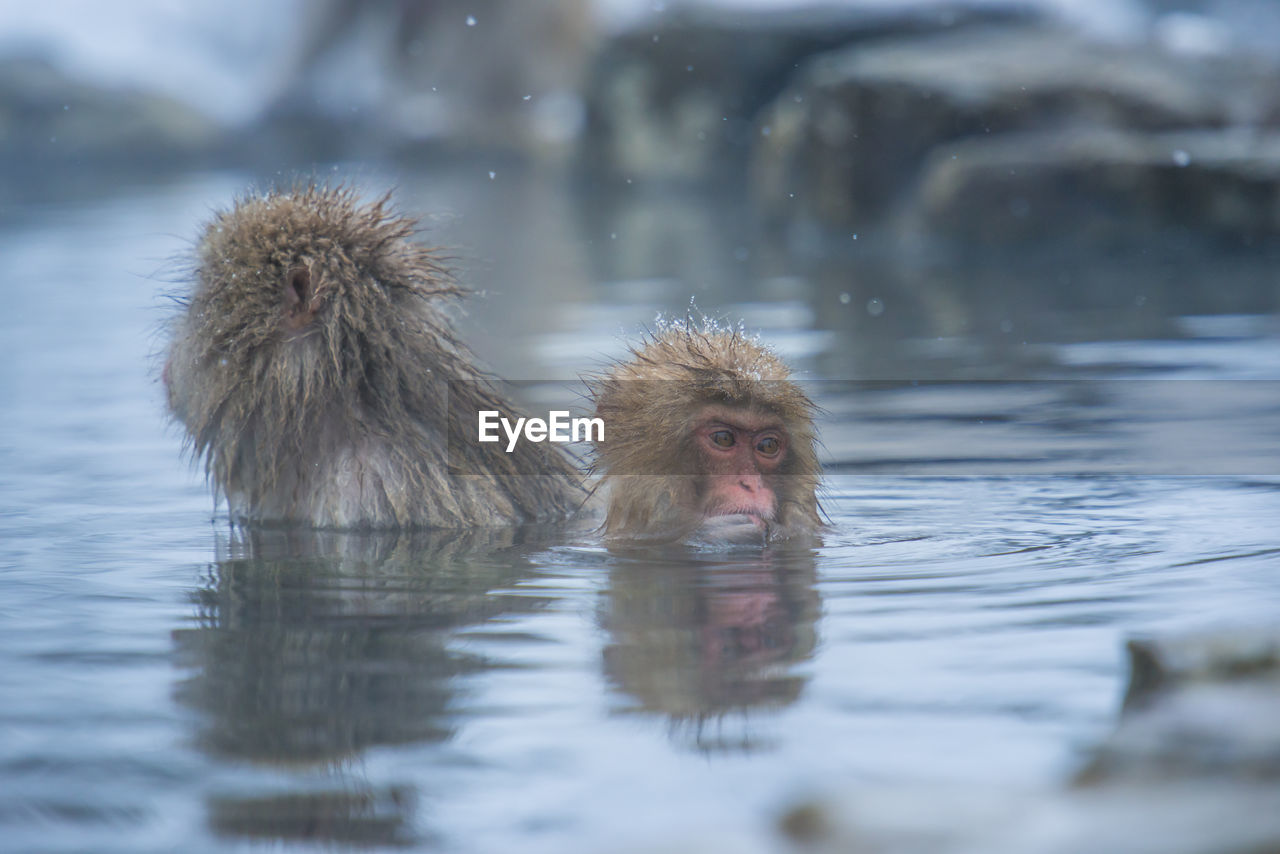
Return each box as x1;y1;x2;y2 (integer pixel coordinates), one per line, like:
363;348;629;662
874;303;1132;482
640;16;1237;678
283;264;319;330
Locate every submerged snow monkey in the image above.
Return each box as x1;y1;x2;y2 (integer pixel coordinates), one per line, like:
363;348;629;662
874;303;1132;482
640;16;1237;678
164;185;584;528
165;186;822;542
589;326;823;545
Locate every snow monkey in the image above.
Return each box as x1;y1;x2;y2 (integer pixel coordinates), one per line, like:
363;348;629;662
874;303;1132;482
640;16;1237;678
590;325;823;545
165;187;820;542
164;185;583;529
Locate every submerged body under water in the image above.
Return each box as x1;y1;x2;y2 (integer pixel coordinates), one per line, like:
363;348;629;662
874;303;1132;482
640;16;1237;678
1;168;1278;853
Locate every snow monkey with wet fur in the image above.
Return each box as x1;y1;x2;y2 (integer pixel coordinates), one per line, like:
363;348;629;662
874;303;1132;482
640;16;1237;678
589;325;823;545
164;185;584;529
164;187;820;541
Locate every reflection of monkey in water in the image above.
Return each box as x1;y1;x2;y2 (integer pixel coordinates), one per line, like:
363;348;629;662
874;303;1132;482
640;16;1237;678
164;186;584;529
174;525;557;846
601;553;820;748
590;325;823;545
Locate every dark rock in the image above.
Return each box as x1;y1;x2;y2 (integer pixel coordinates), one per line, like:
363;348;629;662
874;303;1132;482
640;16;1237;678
751;25;1279;231
1078;626;1280;783
582;3;1041;182
774;783;1280;854
1124;627;1280;708
767;627;1280;854
906;128;1280;249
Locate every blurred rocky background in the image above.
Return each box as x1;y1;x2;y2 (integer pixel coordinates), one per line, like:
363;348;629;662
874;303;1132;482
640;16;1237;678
7;0;1280;372
8;0;1280;256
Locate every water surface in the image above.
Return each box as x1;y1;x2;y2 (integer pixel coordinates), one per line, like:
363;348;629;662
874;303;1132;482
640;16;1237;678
2;167;1279;853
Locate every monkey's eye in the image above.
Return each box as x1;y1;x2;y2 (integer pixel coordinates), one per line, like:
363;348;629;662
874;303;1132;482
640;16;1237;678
710;430;735;448
756;436;781;456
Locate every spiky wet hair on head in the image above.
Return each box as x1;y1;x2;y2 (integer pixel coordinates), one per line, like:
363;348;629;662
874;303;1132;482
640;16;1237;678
592;322;818;472
193;182;460;346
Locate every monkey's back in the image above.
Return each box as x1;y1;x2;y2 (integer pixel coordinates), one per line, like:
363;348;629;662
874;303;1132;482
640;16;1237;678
165;185;583;530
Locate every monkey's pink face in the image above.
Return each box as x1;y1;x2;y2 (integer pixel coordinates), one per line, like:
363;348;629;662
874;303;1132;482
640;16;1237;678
695;407;786;528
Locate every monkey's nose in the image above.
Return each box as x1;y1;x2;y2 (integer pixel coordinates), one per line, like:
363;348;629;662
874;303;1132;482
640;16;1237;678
738;474;764;493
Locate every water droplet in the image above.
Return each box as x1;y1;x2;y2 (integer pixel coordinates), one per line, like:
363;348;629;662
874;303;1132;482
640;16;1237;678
488;171;496;180
1171;149;1191;167
465;15;476;26
760;125;771;137
851;233;858;240
866;298;885;317
522;94;532;101
839;293;852;305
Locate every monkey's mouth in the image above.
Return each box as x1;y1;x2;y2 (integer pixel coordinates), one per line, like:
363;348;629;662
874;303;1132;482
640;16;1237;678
706;510;772;532
696;512;771;546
